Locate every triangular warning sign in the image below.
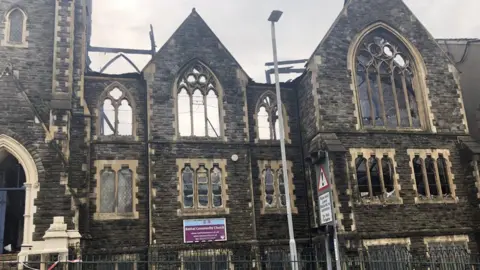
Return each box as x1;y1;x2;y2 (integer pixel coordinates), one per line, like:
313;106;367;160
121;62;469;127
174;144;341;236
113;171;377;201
318;166;329;192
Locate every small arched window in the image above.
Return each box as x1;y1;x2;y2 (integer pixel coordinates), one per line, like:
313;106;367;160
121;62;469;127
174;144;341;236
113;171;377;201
176;61;221;138
99;85;134;136
6;8;26;44
354;27;423;129
256;92;286;141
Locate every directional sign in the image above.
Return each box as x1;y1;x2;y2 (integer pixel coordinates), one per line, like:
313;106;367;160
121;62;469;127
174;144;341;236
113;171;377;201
319;192;333;224
317;166;330;193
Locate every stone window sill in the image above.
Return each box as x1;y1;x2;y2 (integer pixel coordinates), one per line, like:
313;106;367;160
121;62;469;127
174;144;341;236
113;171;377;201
1;41;28;48
261;207;298;215
355;196;403;205
94;135;139;142
255;139;291;145
414;195;459;204
177;208;230;217
93;212;139;221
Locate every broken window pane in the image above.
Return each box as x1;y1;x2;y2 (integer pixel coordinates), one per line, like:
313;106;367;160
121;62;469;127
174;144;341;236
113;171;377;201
257;94;284;140
437;154;450;195
182;165;194;208
101;99;115;136
178;88;192;136
196;165;209;207
355;156;368;197
117;99;133;136
264;168;275;206
8;9;23;43
369;156;382;196
278;168;286;207
100;168;115;213
413;156;426;196
177;63;221;138
206;90;220;137
100;86;134;136
381;156;394;193
258;106;270;140
211;166;222;207
192;90;206;136
109;88;123;100
425;155;438;196
355;29;421;129
117;168;133;213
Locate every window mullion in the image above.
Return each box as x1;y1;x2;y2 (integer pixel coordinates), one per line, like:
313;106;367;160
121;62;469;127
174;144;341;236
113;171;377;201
114;168;119;214
193;169;198;210
432;157;443;197
400;74;413;127
208;167;212;209
189;92;194;136
390;72;401;126
365;69;376;127
420;158;431;197
203;94;208;136
114;103;119;135
375;66;387;125
365;158;374;198
377;156;387;195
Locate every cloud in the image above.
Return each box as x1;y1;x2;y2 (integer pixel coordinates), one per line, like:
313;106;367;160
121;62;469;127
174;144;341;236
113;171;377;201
90;0;479;82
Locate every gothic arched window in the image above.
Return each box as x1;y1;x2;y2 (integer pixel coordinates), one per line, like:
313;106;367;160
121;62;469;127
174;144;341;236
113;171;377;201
6;8;26;44
256;92;289;141
176;62;221;138
99;85;134;136
354;28;423;129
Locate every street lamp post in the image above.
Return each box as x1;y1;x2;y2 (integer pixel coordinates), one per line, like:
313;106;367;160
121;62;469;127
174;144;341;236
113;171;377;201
268;10;299;270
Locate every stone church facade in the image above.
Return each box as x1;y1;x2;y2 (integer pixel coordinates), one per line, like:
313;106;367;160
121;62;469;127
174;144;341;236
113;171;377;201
0;0;478;267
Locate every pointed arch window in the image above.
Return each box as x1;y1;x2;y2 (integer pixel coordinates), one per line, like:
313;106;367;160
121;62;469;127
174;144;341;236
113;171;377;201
99;86;134;137
176;62;221;138
256;92;288;142
354;28;424;129
3;8;27;47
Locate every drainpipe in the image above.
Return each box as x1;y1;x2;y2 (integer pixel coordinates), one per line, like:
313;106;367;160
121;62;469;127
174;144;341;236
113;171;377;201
143;76;152;258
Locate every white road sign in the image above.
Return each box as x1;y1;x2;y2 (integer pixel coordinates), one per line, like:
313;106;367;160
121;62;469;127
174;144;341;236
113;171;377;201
319;192;333;225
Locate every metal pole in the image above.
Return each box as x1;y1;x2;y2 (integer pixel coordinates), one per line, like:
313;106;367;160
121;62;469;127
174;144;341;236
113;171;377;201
270;20;299;270
325;233;333;270
325;152;341;270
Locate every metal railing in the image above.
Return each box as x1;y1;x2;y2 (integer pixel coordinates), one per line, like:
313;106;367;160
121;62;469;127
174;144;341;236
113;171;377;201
1;242;479;270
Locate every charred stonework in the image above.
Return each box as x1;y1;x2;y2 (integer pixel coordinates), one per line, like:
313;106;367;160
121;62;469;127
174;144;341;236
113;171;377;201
82;75;148;250
246;84;310;241
296;0;478;257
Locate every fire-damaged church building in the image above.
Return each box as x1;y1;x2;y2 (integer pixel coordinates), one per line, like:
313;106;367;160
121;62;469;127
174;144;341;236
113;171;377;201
0;0;479;268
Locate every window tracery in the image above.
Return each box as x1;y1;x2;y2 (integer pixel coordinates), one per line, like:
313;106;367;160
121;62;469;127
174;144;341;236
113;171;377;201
257;94;281;140
177;62;221;138
99;87;133;136
355;29;422;129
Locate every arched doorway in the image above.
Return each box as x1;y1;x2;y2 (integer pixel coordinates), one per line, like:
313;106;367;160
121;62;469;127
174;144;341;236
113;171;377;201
0;134;39;256
0;152;25;254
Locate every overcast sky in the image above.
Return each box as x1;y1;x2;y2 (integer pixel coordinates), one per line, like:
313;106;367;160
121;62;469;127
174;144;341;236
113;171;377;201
89;0;480;83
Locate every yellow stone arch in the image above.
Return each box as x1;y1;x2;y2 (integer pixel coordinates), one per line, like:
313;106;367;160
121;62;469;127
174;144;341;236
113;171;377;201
0;134;39;249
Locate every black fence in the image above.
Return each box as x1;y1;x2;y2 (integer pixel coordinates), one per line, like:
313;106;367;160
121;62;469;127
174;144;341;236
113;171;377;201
3;242;480;270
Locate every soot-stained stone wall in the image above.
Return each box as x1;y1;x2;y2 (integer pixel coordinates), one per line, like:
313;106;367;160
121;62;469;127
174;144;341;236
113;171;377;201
83;75;148;249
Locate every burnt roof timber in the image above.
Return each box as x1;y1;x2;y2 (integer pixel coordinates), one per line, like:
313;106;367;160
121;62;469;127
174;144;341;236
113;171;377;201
88;45;154;56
